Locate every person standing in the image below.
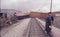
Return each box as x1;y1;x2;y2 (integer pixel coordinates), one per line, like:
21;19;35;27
45;12;54;37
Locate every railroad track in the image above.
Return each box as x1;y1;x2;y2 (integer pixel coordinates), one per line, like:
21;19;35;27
23;18;48;37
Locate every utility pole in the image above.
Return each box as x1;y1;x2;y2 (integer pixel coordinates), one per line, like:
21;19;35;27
50;0;52;12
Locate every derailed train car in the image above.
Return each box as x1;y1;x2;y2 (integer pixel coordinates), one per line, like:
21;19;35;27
15;13;30;20
30;11;56;19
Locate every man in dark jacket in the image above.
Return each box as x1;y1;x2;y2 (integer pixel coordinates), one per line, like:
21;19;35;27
45;12;54;37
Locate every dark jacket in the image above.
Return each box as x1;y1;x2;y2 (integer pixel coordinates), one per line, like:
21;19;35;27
45;16;54;31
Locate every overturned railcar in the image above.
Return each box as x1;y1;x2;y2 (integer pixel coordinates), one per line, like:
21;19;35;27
30;11;56;19
15;13;30;20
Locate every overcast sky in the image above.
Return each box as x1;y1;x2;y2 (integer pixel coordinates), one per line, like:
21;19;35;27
1;0;60;12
